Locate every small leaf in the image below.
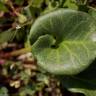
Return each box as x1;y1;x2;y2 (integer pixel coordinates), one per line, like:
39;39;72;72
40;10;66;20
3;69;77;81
0;87;8;96
63;0;78;9
0;29;17;44
31;0;44;8
89;7;96;20
14;0;24;5
17;13;27;24
0;1;8;12
0;27;27;44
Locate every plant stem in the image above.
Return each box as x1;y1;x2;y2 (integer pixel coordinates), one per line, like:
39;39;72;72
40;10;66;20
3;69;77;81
10;47;32;56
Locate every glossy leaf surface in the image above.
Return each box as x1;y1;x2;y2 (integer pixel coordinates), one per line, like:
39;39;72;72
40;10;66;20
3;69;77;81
29;9;96;75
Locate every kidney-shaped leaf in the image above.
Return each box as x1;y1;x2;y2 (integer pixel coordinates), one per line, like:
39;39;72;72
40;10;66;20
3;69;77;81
29;9;96;75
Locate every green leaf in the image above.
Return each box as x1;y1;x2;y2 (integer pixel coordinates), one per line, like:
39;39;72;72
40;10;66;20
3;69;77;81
14;0;24;5
31;0;44;8
29;9;96;75
0;1;8;12
42;0;65;14
17;13;27;24
0;27;27;44
63;0;78;9
59;60;96;96
19;85;36;96
0;87;8;96
89;7;96;20
0;29;17;44
60;76;96;96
